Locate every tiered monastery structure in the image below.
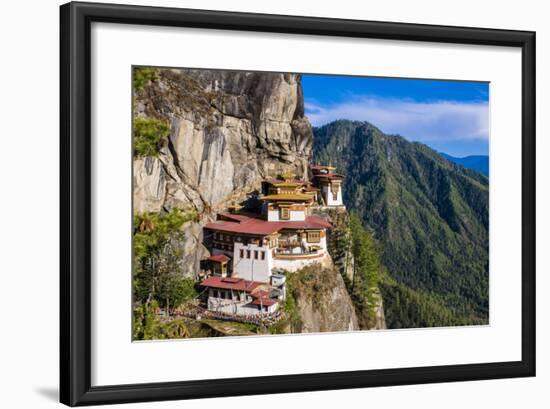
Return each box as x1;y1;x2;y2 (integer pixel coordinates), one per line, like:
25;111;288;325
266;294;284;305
199;165;345;317
311;165;344;207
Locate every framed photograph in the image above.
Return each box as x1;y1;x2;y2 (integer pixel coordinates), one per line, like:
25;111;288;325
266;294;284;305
60;1;536;406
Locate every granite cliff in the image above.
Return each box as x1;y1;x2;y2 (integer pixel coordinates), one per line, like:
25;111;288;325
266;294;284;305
133;69;313;215
286;265;360;333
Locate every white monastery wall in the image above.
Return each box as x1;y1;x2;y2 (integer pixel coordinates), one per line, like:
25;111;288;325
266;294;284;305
267;209;279;221
322;185;343;206
266;209;306;221
289;210;306;221
232;242;273;283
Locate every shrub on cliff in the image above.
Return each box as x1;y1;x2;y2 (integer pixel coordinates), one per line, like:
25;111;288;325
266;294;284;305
133;67;159;91
133;208;198;311
133;116;170;158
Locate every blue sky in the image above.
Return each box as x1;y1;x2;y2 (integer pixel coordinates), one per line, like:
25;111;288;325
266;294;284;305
302;75;489;157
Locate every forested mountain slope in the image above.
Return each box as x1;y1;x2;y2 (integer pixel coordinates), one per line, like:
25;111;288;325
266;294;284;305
313;120;489;328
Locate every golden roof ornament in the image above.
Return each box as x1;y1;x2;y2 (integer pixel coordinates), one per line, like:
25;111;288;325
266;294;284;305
280;170;296;182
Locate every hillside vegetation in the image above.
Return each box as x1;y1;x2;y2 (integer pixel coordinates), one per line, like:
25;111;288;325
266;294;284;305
313;120;489;328
325;209;384;329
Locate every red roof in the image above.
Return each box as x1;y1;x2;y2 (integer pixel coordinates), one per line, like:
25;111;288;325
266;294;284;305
253;289;270;298
250;297;279;307
200;276;263;292
294;216;332;229
205;215;331;235
205;219;280;235
208;254;230;263
250;290;279;306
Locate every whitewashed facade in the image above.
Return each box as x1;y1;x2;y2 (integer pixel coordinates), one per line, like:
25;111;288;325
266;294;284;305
321;182;344;206
232;242;273;282
265;206;307;221
206;289;277;315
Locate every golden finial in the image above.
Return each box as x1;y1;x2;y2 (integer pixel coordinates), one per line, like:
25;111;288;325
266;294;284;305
280;170;295;182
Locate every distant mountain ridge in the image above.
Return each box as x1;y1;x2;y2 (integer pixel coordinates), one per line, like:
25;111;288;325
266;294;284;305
313;120;489;328
440;153;489;176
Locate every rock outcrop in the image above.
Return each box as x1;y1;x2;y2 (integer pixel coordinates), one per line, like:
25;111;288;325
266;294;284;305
289;265;359;333
133;157;166;214
163;221;210;280
134;69;313;214
371;297;387;330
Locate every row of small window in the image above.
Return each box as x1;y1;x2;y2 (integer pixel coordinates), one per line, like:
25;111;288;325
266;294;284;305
213;232;263;246
239;249;266;260
214;243;234;251
307;231;320;243
211;289;246;301
214;232;234;242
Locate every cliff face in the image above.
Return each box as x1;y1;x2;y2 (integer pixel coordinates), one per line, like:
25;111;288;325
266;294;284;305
288;265;359;333
134;69;313;214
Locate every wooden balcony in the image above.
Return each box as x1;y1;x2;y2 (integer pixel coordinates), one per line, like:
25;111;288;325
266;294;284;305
272;248;324;260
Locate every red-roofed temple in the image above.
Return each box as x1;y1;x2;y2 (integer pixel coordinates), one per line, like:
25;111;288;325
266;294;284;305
199;167;344;317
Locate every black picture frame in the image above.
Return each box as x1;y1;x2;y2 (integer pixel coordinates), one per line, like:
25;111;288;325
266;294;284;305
60;1;536;406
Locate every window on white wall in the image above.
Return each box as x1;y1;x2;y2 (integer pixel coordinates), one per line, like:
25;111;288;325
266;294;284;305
280;207;290;220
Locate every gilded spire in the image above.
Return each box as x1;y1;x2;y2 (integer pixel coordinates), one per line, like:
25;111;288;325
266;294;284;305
280;170;296;182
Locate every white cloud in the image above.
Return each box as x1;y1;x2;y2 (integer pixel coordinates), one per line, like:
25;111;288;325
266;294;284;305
305;96;489;142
